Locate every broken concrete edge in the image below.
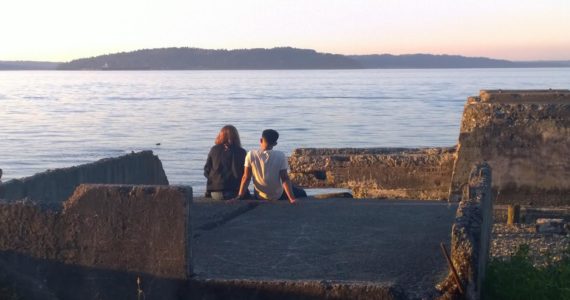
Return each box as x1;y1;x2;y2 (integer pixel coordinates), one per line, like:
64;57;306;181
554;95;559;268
291;147;456;156
188;278;407;300
0;150;169;205
289;146;457;200
438;163;493;300
0;184;193;299
477;89;570;104
312;192;354;199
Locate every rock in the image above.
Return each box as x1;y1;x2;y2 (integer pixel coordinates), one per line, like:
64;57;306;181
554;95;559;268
491;223;570;267
536;218;567;234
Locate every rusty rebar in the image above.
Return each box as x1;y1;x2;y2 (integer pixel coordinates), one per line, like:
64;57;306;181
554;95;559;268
440;242;464;295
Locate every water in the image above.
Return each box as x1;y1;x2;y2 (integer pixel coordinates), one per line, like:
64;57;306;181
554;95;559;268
1;69;569;195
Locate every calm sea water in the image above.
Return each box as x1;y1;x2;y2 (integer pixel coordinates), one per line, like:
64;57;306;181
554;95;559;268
1;69;569;194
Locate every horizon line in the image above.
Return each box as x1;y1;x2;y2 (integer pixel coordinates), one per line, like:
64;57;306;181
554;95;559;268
3;46;570;64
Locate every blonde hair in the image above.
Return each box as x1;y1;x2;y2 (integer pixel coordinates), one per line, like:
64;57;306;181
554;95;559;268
215;125;241;148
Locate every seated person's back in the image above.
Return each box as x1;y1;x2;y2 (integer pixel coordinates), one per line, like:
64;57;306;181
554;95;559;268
245;148;288;200
238;129;305;203
204;125;246;200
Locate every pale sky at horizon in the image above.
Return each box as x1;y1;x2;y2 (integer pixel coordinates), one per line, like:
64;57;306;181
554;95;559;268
1;0;569;62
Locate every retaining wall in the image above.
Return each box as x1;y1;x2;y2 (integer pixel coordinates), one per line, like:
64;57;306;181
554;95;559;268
0;151;169;205
450;90;570;205
289;147;456;200
0;184;192;300
438;163;493;300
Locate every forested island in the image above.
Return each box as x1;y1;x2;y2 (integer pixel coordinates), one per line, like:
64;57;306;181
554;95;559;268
58;47;359;70
0;61;60;70
2;47;570;70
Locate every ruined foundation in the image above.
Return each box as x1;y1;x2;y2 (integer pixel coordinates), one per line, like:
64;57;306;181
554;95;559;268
291;90;570;206
289;147;456;200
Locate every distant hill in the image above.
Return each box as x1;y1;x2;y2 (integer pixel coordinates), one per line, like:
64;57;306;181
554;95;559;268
350;54;570;68
3;48;570;70
57;47;360;70
509;60;570;68
0;61;59;70
350;54;516;68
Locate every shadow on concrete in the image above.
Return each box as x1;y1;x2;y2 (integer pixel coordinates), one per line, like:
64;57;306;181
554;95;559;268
0;251;187;300
0;250;404;300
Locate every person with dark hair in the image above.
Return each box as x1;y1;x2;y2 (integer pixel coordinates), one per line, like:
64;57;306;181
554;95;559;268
236;129;306;204
204;125;248;200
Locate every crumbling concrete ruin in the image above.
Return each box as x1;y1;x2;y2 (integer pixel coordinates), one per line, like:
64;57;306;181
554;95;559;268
290;90;570;206
450;90;570;205
0;151;190;299
289;147;456;200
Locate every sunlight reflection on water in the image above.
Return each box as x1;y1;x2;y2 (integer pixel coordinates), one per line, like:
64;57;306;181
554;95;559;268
1;69;569;194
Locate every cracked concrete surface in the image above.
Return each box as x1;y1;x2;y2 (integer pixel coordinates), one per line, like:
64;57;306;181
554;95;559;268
191;198;457;297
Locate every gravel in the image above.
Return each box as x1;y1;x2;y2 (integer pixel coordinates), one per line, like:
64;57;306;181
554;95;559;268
491;223;570;267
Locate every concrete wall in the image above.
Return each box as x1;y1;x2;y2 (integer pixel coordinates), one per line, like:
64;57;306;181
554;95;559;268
0;184;192;300
450;90;570;205
289;147;456;200
0;151;169;205
438;163;493;300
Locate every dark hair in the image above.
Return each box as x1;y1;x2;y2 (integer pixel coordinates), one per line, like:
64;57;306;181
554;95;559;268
262;129;279;146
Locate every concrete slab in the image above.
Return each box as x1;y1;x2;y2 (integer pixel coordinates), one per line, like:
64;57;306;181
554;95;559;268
191;199;457;297
191;198;259;237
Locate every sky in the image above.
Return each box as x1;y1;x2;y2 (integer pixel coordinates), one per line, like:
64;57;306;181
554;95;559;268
1;0;569;62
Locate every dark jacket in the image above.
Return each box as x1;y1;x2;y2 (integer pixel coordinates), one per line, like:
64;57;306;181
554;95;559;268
204;144;247;193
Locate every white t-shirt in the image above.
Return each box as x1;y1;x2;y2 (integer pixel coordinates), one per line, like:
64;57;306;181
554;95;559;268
244;149;288;200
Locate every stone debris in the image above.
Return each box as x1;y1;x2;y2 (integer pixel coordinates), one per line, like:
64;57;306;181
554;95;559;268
535;218;568;234
491;224;570;267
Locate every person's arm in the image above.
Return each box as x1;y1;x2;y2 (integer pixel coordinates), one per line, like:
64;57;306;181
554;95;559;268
237;166;252;199
203;150;213;178
280;170;296;204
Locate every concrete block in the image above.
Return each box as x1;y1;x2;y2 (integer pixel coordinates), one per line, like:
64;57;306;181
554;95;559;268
0;184;192;300
450;90;570;206
535;218;567;234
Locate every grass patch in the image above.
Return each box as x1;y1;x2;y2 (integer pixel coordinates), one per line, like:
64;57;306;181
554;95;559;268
484;244;570;300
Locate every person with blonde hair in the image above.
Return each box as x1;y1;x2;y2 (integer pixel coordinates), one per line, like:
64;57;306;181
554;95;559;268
204;125;248;200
